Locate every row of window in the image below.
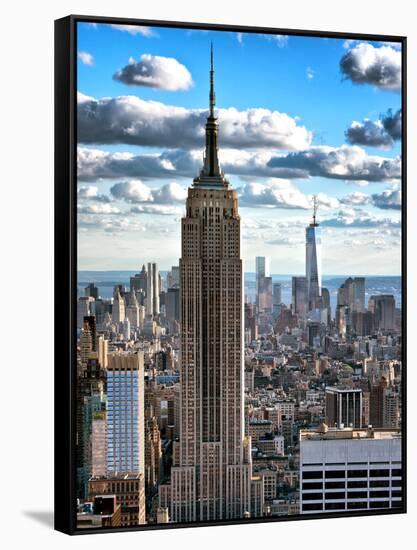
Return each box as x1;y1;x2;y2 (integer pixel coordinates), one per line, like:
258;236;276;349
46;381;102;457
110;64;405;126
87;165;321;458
303;469;402;480
303;490;402;501
303;479;402;490
303;501;400;512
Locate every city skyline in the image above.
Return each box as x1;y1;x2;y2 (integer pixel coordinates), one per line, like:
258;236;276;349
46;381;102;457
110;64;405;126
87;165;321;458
74;21;403;529
77;23;402;275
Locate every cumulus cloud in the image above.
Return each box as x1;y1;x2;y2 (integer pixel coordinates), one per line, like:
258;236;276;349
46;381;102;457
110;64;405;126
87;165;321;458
130;205;182;215
371;185;401;210
78;144;400;185
77;203;121;215
340;191;370;206
114;54;193;91
77;93;312;150
77;146;308;181
321;208;400;228
346;109;402;148
267;145;401;183
239;179;339;210
340;42;401;91
78;51;94;66
110;180;187;205
78;185;111;202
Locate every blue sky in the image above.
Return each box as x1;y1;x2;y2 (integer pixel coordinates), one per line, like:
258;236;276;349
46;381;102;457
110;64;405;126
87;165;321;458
77;22;402;274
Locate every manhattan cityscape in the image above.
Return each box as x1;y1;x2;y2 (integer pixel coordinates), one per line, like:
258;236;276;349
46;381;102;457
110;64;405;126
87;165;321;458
75;24;403;528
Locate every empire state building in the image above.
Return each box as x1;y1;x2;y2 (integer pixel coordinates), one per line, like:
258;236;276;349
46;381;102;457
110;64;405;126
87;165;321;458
160;46;262;523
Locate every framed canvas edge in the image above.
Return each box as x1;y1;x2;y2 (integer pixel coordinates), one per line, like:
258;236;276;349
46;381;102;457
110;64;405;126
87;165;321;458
54;13;407;536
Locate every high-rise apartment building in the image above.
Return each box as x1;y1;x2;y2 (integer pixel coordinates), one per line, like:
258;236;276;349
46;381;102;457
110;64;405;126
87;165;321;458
163;47;260;523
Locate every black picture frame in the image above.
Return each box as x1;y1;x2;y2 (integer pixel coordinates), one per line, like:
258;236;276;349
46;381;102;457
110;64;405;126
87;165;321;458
54;14;407;535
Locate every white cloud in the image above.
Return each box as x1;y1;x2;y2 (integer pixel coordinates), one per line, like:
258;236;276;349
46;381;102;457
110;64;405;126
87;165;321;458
130;205;182;216
239;179;339;210
340;42;401;91
372;184;401;210
321;208;400;228
110;24;155;37
340;191;370;206
78;144;400;185
267;145;401;183
346;109;402;149
78;51;94;66
261;34;289;47
77;93;312;150
110;180;187;206
77;203;121;215
114;54;193;91
306;67;315;80
78;185;111;202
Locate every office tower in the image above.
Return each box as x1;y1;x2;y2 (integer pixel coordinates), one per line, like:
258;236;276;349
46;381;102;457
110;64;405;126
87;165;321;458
370;378;388;428
292;276;307;318
112;287;125;325
256;256;272;313
77;296;95;329
299;425;402;514
305;197;322;310
325;387;363;428
97;335;108;369
321;287;331;323
307;321;321;349
338;277;365;313
352;310;375;336
164;47;258;523
84;282;99;300
165;287;180;333
368;295;395;332
167;266;180;289
126;289;140;328
106;352;145;477
146;262;160;317
130;264;147;294
273;283;282;306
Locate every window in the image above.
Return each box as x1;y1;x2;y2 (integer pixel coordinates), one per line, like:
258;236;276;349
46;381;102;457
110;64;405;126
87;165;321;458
303;471;322;480
326;471;345;479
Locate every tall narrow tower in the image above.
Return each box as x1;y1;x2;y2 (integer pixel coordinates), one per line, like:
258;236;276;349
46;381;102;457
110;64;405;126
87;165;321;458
306;196;322;311
166;45;256;523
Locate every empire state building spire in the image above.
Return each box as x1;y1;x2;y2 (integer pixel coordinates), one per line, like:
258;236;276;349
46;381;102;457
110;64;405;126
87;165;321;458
193;44;228;187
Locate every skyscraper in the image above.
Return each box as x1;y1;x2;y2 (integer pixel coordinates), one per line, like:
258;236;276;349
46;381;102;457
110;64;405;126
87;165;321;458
256;256;272;312
112;287;125;325
368;294;396;332
164;46;258;523
146;262;160;317
292;276;307;318
106;352;145;477
305;197;322;311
